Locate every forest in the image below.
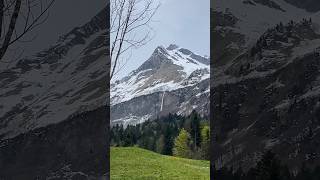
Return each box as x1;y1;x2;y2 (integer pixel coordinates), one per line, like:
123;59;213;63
110;111;210;160
212;150;320;180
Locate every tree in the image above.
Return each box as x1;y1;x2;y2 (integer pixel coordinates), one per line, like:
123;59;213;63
155;134;165;154
251;46;257;57
279;22;284;32
173;128;192;158
280;165;292;180
189;110;201;148
255;150;281;180
184;110;201;150
311;165;320;180
0;0;55;63
110;0;160;79
163;127;174;155
234;167;244;180
200;125;210;159
296;163;311;180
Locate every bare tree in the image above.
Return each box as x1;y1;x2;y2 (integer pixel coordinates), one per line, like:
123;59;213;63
110;0;160;79
0;0;55;62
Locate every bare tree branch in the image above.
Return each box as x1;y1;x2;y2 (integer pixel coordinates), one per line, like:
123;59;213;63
0;0;55;63
0;0;4;39
8;0;54;46
0;0;22;60
110;0;160;80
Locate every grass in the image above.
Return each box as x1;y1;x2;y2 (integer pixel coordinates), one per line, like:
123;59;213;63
110;147;210;180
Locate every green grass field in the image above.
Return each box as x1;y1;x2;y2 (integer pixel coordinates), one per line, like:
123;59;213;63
110;147;210;179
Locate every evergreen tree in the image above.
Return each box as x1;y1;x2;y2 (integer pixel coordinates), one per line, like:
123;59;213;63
234;167;244;180
279;22;284;32
255;150;281;180
311;165;320;180
189;110;201;148
246;63;251;70
296;163;311;180
173;128;192;158
111;112;209;159
280;165;292;180
200;125;210;160
156;134;165;154
163;128;174;155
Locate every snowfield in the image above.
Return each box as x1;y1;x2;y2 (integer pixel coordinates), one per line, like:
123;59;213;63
110;45;210;106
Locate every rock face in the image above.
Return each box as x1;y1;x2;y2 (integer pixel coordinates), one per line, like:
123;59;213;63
0;6;109;179
110;45;210;126
212;0;320;172
0;7;108;140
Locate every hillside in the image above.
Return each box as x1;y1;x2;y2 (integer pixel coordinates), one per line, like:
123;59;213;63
0;7;107;140
212;0;320;173
110;147;210;179
0;6;108;179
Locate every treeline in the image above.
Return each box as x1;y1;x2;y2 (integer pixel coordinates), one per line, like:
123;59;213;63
250;18;314;58
212;150;320;180
110;111;210;160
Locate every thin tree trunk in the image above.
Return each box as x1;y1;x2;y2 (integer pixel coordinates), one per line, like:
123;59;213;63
0;0;22;60
0;0;4;39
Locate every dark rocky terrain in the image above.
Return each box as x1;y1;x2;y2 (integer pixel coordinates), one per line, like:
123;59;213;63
0;5;109;180
0;7;108;139
212;0;320;173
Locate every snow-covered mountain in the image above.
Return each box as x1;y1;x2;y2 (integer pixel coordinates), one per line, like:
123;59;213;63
212;0;320;172
0;7;108;179
0;7;107;140
111;44;210;126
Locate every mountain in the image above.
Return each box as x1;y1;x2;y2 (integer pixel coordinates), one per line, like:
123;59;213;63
0;7;108;179
212;0;320;172
111;44;210;126
0;8;107;140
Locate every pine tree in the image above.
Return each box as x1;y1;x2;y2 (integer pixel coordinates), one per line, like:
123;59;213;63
200;125;210;160
246;63;251;70
279;22;284;32
163;127;173;155
190;110;201;148
296;163;311;180
311;165;320;180
173;128;192;158
156;134;165;154
234;167;244;180
255;150;281;180
280;165;292;180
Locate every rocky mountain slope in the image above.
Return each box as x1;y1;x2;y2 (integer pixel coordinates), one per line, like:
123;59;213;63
0;8;107;140
0;6;109;179
111;45;210;126
212;0;320;172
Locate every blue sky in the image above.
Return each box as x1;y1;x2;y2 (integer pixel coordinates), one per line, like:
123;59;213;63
114;0;210;80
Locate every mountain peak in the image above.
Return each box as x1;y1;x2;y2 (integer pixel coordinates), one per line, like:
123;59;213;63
167;44;179;50
155;45;168;54
127;44;210;79
178;48;193;55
